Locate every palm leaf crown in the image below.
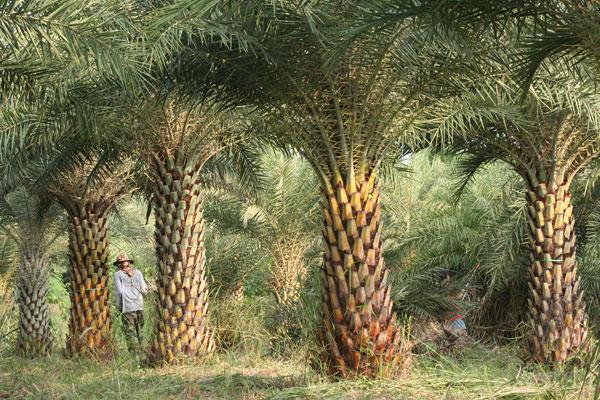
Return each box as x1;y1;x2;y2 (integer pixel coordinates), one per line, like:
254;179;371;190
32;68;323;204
432;56;600;186
186;2;466;190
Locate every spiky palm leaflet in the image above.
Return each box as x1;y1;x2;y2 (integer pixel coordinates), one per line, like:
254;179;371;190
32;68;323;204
337;1;599;85
0;0;144;102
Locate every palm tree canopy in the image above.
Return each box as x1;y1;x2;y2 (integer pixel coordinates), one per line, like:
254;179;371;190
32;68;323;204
173;1;468;189
0;0;141;97
429;51;600;186
0;187;63;250
335;1;600;85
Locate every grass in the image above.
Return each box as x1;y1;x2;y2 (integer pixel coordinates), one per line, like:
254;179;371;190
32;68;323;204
0;344;597;399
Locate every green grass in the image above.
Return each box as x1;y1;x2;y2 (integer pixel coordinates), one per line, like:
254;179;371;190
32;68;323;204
0;344;596;399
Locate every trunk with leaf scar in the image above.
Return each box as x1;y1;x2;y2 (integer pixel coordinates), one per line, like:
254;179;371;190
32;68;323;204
525;169;588;364
16;245;52;357
64;200;114;358
150;151;214;364
318;170;409;377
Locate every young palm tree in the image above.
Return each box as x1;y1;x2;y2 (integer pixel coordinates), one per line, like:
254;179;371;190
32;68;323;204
0;188;63;357
381;152;527;327
204;230;261;303
434;58;600;364
250;154;320;305
205;152;320;306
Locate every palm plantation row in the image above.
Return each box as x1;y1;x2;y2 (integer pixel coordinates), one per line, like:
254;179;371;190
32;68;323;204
2;0;600;379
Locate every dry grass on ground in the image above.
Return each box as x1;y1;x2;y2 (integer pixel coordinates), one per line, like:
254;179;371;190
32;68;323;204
0;344;597;400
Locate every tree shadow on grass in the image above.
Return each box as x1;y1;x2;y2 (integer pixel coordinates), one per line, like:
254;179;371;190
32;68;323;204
68;371;304;399
194;372;302;398
0;351;312;400
1;361;305;399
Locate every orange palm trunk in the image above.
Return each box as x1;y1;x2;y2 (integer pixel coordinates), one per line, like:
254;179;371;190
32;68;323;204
16;245;52;357
63;200;114;358
318;171;407;377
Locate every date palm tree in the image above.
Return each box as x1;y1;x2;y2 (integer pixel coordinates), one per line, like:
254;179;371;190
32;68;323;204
47;161;132;358
199;2;465;377
1;0;266;361
433;55;600;364
90;0;273;363
128;98;254;364
0;188;63;357
301;4;600;358
1;71;137;358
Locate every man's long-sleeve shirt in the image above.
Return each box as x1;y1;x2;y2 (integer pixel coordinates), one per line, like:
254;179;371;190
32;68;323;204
114;269;147;313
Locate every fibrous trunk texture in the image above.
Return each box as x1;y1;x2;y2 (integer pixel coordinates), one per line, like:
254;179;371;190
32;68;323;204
64;200;113;358
319;172;405;377
525;172;588;365
230;278;245;303
271;240;308;305
150;152;214;363
16;245;52;357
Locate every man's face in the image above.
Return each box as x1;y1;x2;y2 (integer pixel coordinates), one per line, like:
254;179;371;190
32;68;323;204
121;261;130;268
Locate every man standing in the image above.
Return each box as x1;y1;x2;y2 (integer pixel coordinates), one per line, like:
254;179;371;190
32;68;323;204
114;253;148;353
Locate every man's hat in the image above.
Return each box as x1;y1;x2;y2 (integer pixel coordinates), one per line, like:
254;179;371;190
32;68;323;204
113;253;134;267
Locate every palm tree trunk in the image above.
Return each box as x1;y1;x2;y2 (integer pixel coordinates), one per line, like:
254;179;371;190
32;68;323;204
525;173;588;364
16;245;52;357
63;200;114;358
230;278;245;303
271;244;307;305
150;151;214;364
318;171;404;377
